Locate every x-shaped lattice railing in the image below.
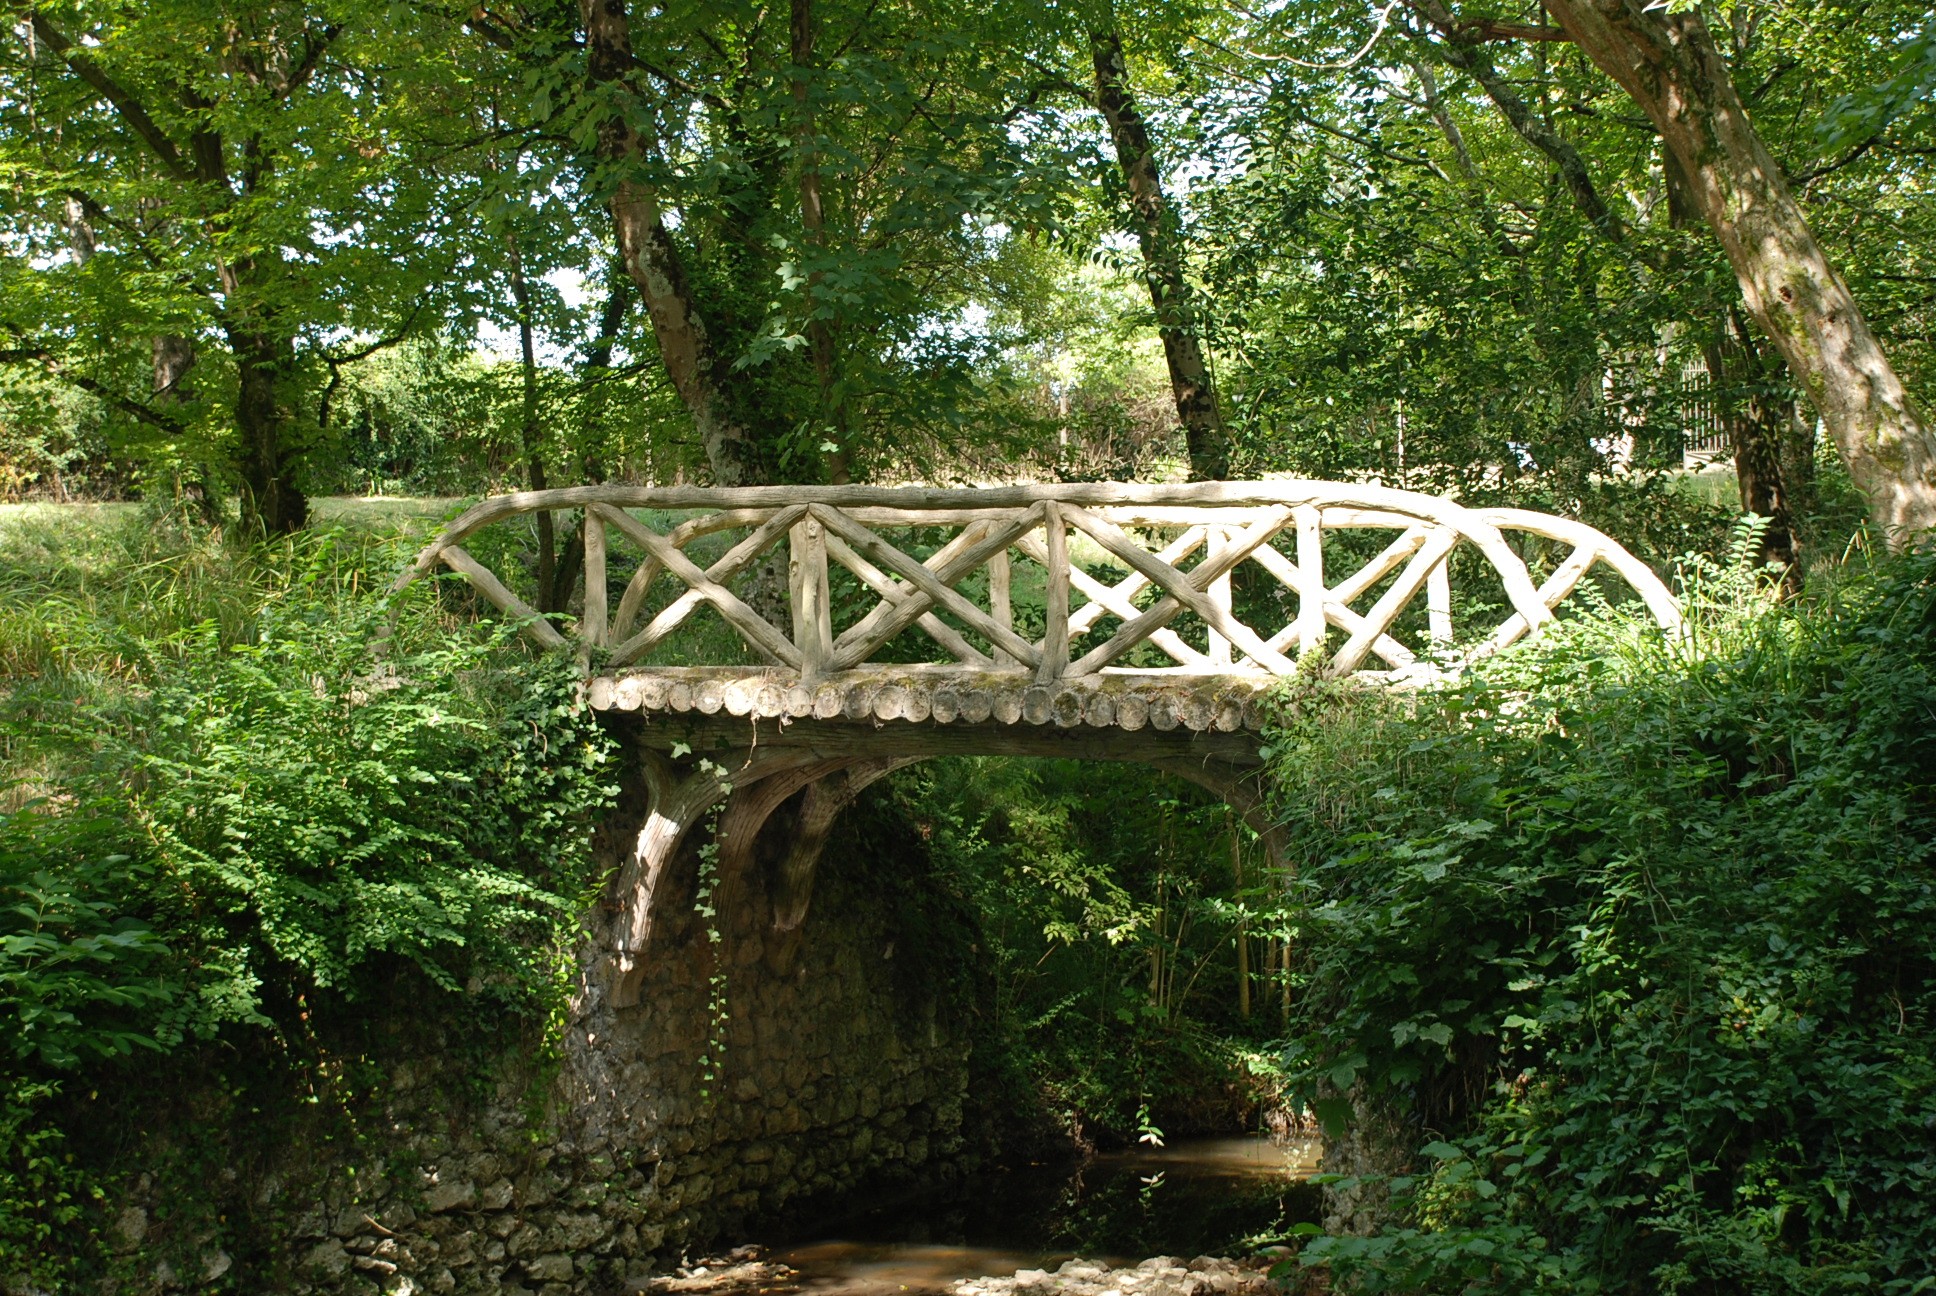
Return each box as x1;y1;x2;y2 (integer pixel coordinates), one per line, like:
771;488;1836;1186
395;482;1682;683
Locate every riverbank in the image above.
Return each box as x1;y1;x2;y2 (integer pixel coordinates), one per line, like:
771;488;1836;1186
631;1249;1286;1296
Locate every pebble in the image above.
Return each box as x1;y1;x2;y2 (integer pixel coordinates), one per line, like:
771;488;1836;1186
954;1256;1276;1296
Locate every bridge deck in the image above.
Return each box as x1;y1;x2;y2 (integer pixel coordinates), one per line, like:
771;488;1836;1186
588;666;1277;737
397;482;1684;1007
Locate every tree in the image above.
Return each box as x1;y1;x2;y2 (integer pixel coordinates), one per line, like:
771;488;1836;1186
1;1;469;530
1088;19;1229;480
1540;0;1936;544
559;0;1081;485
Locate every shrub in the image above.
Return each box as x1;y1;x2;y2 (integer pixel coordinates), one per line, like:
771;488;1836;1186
1268;544;1936;1293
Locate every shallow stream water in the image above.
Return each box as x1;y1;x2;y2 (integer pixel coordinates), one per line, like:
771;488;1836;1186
702;1137;1323;1296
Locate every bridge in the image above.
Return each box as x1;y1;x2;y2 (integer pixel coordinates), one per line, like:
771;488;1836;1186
396;481;1681;1005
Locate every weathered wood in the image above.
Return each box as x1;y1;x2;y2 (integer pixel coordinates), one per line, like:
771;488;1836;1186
600;503;805;666
1474;543;1601;658
827;519;1003;666
439;545;568;649
766;758;915;935
1065;526;1205;636
987;549;1015;666
1063;506;1299;676
1206;526;1233;667
1476;507;1682;633
1329;527;1461;675
580;511;609;648
1427;553;1453;648
399;482;1674;694
598;504;806;665
1326;526;1429;606
604;746;826;1008
399;482;1568;630
606;510;804;669
819;530;996;667
1294;506;1325;655
1245;542;1417;668
815;504;1045;668
1017;531;1206;666
604;696;1265;766
1036;502;1069;683
788;518;833;676
605;508;779;644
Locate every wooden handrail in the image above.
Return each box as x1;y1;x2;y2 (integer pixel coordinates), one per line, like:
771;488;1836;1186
395;480;1683;685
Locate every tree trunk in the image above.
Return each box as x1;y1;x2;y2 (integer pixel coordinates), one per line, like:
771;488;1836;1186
152;334;221;527
1543;0;1936;545
1702;330;1797;574
792;0;849;484
1412;2;1626;244
226;323;306;534
506;230;558;612
582;0;762;488
1090;26;1228;482
1665;150;1805;573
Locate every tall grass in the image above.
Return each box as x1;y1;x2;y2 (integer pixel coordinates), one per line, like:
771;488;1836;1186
0;501;476;804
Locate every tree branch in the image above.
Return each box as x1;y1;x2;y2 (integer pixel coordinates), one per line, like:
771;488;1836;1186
0;341;187;433
1457;19;1570;42
27;14;192;181
279;23;343;99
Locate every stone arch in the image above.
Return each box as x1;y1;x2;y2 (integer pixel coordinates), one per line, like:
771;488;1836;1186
598;708;1282;1010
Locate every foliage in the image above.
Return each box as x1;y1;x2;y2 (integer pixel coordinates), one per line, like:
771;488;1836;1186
0;505;618;1280
0;0;492;521
893;755;1290;1143
1265;539;1936;1292
3;510;619;1028
0;805;172;1069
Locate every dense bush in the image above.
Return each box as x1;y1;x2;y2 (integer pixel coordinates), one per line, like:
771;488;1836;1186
1267;543;1936;1293
893;756;1288;1145
0;510;617;1285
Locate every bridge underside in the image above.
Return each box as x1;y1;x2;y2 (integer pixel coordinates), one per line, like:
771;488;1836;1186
589;668;1285;1008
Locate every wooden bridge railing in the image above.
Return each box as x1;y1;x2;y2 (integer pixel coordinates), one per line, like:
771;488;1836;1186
393;481;1682;684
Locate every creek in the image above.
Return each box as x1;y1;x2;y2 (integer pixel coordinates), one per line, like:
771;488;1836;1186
655;1136;1323;1296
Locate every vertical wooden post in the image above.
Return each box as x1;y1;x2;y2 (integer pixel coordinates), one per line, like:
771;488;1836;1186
988;549;1015;667
789;517;833;676
1036;502;1068;683
1207;526;1233;667
1294;506;1325;656
1427;551;1453;648
581;509;608;648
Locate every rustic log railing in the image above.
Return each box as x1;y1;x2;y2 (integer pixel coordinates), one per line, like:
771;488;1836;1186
394;481;1681;683
394;481;1681;1008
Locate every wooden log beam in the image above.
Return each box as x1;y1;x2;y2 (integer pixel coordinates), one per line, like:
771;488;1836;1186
1472;544;1601;659
987;548;1016;667
1036;502;1069;683
396;485;1677;675
789;518;834;676
819;504;1048;669
1063;506;1298;676
1246;543;1417;668
599;504;806;667
820;530;996;667
599;508;804;669
1016;532;1207;667
1294;506;1325;655
1329;528;1460;675
439;545;567;649
582;510;608;648
605;507;782;645
396;479;1573;641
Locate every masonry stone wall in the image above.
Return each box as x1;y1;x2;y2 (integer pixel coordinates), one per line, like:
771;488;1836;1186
101;789;989;1296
